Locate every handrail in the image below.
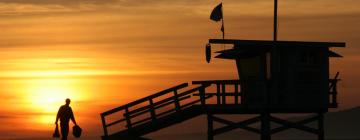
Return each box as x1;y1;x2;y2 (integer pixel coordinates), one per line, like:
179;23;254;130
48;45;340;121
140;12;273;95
193;79;241;85
101;83;188;116
128;95;192;127
101;83;211;137
127;95;191;121
125;85;210;119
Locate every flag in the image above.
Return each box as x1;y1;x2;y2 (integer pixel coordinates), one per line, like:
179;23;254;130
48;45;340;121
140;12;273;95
210;3;223;22
210;3;225;39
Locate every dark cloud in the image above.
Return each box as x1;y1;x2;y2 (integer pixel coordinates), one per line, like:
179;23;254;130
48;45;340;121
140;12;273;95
115;0;209;6
0;0;213;16
0;115;19;119
0;115;13;118
0;0;219;8
0;0;118;5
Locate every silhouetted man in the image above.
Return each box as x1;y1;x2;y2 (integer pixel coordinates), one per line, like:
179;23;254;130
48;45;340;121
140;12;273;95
55;98;77;140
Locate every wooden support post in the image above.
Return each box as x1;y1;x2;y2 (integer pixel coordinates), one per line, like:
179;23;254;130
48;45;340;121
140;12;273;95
318;113;324;140
149;99;157;122
222;84;226;104
240;81;244;104
261;112;271;140
173;90;181;112
101;115;108;137
216;83;221;104
207;114;214;140
200;86;206;106
124;106;132;129
234;83;239;104
274;0;278;41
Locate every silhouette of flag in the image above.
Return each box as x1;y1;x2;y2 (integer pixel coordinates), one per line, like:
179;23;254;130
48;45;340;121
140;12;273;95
210;3;223;22
210;3;225;39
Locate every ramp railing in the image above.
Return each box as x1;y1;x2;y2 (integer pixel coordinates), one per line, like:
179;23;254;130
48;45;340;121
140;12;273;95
100;83;212;137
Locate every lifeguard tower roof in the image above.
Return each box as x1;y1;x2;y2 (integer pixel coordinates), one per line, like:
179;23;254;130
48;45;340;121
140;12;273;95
209;39;346;47
209;39;345;59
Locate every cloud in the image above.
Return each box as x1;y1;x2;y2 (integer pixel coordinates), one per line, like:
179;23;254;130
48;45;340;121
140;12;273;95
1;0;359;17
0;0;209;6
0;0;120;15
0;115;14;118
0;0;118;6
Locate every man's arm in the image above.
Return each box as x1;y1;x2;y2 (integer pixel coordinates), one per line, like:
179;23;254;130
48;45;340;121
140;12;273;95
55;107;61;124
70;107;77;125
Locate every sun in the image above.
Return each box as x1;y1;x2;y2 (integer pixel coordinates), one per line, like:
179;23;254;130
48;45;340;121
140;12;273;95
25;78;85;114
30;86;73;113
22;78;87;126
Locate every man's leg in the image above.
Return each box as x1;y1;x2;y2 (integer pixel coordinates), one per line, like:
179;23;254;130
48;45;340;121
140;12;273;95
60;123;69;140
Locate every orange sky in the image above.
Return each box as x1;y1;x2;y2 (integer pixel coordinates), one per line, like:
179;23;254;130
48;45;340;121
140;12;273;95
0;0;359;139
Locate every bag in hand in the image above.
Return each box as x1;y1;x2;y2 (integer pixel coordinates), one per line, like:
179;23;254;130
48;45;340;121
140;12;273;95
53;124;60;138
72;125;82;138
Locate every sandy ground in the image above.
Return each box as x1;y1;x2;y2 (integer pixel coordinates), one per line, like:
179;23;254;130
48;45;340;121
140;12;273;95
8;107;360;140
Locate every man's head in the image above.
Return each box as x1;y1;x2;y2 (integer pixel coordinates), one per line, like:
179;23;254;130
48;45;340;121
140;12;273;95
65;98;71;106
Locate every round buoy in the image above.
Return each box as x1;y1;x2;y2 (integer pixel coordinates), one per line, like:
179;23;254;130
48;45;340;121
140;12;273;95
206;43;211;63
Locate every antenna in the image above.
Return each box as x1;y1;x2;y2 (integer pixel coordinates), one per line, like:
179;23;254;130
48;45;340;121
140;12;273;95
274;0;278;41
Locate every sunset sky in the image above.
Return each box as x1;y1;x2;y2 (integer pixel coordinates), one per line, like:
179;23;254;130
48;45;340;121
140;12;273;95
0;0;359;139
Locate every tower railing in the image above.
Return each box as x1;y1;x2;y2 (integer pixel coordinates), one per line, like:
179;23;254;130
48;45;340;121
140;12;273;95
192;80;244;105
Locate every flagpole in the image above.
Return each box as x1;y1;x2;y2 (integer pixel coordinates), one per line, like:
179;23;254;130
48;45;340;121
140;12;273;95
271;0;279;103
222;18;225;40
274;0;278;41
221;2;225;40
221;2;225;50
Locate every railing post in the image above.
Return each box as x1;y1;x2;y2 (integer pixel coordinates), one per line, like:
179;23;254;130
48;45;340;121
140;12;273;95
207;113;214;140
260;112;271;140
222;83;226;104
101;114;109;137
240;80;245;104
235;83;239;104
216;83;221;104
124;106;132;129
149;98;157;122
174;90;181;112
200;85;206;106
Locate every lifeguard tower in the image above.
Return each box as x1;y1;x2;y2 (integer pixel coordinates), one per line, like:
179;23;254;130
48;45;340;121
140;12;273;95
100;1;345;140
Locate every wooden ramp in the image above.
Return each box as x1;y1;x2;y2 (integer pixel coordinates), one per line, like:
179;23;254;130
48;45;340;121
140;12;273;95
104;105;205;140
100;78;340;140
100;82;214;140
